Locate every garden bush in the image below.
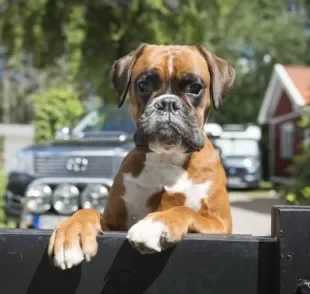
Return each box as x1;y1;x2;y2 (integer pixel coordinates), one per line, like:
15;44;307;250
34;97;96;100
283;107;310;205
31;84;84;143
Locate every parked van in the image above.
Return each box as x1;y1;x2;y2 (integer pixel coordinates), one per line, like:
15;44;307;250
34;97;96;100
206;123;262;189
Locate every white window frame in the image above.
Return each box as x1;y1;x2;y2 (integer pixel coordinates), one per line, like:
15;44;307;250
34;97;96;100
280;122;294;159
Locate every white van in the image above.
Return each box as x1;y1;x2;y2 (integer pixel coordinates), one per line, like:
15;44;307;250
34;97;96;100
205;123;262;189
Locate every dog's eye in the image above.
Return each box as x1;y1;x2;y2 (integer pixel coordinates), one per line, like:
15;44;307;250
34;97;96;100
188;83;202;95
138;81;150;93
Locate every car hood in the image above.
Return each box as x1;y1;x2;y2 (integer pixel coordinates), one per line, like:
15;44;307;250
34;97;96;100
24;132;135;153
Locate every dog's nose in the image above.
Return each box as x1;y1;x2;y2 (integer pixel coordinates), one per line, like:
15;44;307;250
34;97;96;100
154;97;182;112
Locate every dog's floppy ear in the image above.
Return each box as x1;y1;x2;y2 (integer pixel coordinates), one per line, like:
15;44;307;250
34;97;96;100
110;43;148;108
195;45;235;110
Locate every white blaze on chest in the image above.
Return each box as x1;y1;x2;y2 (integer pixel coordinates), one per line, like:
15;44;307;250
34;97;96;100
122;153;211;228
164;176;211;211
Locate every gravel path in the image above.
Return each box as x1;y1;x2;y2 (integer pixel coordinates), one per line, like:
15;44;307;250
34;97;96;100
229;192;284;236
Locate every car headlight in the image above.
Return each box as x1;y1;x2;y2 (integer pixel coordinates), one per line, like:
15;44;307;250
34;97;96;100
81;184;109;212
10;150;34;174
53;184;79;215
243;158;259;172
25;183;52;213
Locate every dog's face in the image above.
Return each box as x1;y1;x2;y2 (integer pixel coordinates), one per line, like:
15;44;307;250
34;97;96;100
110;44;235;154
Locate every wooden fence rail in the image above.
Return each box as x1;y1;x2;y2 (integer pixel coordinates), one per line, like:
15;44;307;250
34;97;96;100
0;205;310;294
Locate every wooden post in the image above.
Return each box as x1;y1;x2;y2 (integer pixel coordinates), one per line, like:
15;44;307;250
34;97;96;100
272;205;310;294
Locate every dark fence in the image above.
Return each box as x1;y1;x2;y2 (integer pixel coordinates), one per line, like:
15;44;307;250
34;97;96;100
0;205;310;294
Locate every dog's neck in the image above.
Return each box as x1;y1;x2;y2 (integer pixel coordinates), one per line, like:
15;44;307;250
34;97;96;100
144;151;190;167
138;135;210;167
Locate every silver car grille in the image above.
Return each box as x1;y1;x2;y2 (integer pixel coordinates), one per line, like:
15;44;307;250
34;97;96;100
34;154;123;178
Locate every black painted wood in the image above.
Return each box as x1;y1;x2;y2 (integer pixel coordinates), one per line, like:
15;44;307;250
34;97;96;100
272;205;310;294
296;279;310;294
0;229;277;294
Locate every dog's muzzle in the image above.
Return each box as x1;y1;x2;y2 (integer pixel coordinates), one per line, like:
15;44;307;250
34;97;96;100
134;94;205;153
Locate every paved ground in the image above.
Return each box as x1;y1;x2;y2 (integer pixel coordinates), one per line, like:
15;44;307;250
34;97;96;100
229;191;284;236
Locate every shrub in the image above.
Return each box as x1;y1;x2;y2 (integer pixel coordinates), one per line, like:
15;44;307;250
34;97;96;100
31;84;84;143
283;108;310;205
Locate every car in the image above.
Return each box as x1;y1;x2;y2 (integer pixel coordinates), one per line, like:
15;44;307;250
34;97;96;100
4;104;136;229
3;104;230;229
212;124;263;189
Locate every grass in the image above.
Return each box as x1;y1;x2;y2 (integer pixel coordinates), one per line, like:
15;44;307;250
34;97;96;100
0;166;7;227
259;181;273;190
0;166;16;228
229;181;275;197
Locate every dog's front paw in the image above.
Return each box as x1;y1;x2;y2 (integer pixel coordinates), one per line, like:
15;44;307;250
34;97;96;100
48;216;99;270
126;218;179;254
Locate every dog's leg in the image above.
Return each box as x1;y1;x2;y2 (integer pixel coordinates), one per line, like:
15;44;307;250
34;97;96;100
48;208;102;270
48;170;129;270
127;206;227;254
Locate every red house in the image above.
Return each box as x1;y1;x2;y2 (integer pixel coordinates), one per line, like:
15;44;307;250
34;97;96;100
257;64;310;185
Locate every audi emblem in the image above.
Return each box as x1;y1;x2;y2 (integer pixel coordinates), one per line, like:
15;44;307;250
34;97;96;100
66;157;88;172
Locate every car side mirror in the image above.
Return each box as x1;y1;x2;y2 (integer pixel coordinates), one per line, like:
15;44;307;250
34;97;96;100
55;127;71;140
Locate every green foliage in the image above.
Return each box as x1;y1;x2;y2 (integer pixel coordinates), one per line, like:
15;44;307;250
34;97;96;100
0;0;309;124
0;58;35;124
31;85;84;143
282;107;310;205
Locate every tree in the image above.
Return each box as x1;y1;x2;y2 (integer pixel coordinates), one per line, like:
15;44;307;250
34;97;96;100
0;51;82;124
31;84;84;143
0;0;309;124
0;53;38;124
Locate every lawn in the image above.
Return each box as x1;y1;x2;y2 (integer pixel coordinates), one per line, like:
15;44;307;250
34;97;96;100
0;165;16;228
228;181;275;198
245;181;274;196
0;165;7;226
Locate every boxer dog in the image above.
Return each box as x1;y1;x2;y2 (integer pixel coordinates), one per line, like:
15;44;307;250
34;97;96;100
48;43;235;270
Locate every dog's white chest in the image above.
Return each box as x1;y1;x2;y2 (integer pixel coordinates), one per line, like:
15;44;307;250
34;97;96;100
122;153;211;228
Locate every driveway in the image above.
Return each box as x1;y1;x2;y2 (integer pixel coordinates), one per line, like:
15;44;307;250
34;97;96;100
229;191;284;236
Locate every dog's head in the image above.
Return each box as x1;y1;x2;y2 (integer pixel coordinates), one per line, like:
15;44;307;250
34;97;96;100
110;44;235;154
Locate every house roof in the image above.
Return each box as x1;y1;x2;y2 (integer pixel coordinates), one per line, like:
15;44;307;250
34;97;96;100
257;64;310;124
284;66;310;104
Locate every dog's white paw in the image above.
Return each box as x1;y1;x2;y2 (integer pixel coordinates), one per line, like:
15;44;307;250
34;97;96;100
126;218;177;254
48;220;98;270
54;245;85;270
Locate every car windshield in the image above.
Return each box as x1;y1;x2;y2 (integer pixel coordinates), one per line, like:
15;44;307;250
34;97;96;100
213;138;259;157
71;105;136;136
